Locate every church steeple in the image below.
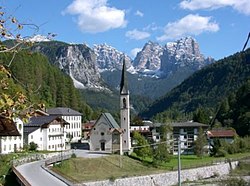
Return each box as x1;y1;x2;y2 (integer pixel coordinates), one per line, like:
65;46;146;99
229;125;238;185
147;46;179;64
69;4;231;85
120;58;128;95
120;57;131;153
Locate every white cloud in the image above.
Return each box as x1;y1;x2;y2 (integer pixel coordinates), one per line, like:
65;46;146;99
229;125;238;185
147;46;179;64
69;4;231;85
63;0;127;33
143;23;160;31
135;10;144;17
125;29;150;40
157;14;219;41
131;48;142;58
180;0;250;15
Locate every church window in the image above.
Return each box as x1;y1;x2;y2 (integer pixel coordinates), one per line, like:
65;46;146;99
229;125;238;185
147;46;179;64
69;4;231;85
94;128;96;130
123;98;126;108
124;140;126;143
124;117;126;121
101;132;104;136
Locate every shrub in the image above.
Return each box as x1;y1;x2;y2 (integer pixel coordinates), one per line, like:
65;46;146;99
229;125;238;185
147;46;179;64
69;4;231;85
71;153;77;158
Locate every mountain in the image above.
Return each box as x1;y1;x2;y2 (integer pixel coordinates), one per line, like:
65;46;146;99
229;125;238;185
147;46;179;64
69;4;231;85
0;50;93;120
93;43;134;73
160;37;214;76
31;41;108;91
140;48;250;119
133;41;164;77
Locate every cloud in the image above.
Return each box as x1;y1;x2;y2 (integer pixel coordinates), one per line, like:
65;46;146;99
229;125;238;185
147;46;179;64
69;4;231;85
157;14;219;41
135;10;144;17
143;23;160;31
63;0;127;33
125;29;150;40
180;0;250;15
131;48;142;58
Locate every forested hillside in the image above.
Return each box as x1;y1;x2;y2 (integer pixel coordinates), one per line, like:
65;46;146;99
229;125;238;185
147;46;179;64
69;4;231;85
140;48;250;123
0;51;93;121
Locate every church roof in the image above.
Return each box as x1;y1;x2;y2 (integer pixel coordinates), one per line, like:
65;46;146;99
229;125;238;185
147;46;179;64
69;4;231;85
95;113;120;129
120;58;128;95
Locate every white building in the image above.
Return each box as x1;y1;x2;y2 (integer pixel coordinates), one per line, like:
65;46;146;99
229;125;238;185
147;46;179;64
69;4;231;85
89;113;122;153
47;107;82;143
24;115;68;151
0;117;23;154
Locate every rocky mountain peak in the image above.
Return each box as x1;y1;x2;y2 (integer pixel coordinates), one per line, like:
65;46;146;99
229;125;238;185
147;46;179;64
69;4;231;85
93;43;134;72
133;41;164;73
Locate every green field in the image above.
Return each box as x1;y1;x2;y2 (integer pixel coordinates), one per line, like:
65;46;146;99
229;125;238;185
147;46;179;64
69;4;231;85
51;152;250;183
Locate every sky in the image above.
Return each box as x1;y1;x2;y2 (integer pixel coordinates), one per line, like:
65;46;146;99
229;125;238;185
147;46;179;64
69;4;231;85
2;0;250;60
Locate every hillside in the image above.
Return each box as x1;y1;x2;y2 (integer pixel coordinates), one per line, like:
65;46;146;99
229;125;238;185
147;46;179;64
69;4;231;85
140;48;250;120
0;51;93;120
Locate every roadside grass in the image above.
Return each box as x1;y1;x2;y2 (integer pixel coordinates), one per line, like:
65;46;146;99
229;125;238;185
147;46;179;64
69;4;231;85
51;155;166;183
51;152;250;183
231;160;250;176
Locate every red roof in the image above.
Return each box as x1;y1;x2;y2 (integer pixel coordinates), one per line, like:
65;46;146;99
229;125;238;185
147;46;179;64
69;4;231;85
207;130;236;138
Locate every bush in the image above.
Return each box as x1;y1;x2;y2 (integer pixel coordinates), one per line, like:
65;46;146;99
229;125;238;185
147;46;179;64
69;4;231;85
29;142;38;151
215;148;228;157
71;153;77;158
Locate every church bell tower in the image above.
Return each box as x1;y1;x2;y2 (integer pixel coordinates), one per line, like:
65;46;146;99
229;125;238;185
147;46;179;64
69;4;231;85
120;58;131;152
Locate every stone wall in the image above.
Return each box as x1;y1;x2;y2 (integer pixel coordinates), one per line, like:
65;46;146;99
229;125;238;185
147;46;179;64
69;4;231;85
76;161;238;186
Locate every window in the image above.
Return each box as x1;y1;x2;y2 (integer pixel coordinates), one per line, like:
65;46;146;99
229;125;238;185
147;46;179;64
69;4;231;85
101;132;104;136
31;135;33;139
18;124;22;130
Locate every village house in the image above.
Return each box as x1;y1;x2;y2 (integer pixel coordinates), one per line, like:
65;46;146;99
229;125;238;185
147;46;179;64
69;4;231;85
89;113;122;153
23;115;68;151
206;129;237;145
47;107;82;143
0;116;23;154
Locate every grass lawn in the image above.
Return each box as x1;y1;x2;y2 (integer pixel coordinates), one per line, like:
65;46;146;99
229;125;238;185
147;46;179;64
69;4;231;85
51;152;250;183
51;155;166;183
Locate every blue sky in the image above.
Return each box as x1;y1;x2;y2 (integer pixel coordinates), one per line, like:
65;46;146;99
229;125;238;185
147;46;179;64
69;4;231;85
2;0;250;60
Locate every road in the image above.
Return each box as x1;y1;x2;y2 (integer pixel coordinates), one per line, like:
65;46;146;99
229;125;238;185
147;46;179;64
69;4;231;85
16;150;108;186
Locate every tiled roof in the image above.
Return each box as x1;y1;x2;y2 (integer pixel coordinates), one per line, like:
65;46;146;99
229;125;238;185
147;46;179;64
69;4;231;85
207;130;236;138
47;107;82;116
0;116;20;136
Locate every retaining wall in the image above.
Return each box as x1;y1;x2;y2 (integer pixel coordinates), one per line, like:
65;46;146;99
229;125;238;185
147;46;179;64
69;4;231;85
76;161;238;186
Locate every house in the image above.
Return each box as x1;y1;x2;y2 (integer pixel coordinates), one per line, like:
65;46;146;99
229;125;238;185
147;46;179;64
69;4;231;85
0;116;23;154
130;125;151;144
82;120;96;140
206;129;236;144
89;113;122;153
47;107;82;143
24;115;68;151
147;121;208;155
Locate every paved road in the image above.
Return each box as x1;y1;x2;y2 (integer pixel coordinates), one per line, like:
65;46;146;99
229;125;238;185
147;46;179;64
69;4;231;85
16;150;108;186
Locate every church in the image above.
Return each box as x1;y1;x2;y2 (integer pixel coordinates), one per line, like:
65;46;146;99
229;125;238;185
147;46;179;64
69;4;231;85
89;59;131;154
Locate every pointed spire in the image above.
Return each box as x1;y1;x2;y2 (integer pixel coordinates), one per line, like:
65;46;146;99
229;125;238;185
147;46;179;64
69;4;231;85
120;57;128;95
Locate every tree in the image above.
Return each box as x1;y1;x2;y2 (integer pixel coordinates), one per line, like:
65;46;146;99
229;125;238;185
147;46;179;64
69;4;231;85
194;127;207;157
153;124;172;165
0;7;43;120
132;131;152;159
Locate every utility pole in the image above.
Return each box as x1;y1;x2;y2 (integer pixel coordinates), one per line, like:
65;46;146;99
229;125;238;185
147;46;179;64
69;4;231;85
178;137;181;186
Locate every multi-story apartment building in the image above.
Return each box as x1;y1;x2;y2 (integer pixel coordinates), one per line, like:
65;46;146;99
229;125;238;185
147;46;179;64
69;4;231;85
47;107;82;143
